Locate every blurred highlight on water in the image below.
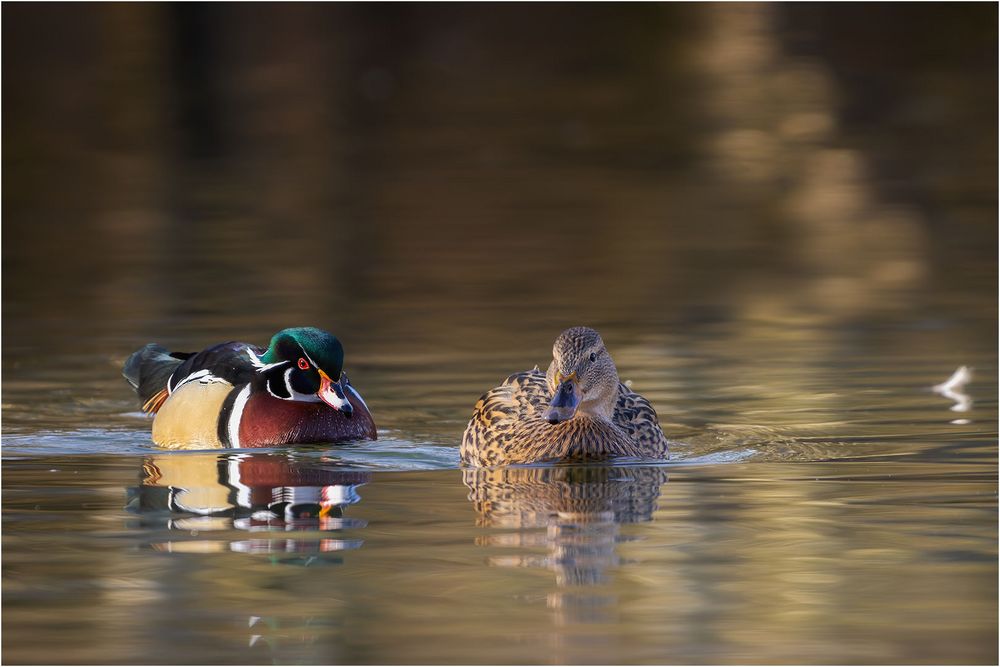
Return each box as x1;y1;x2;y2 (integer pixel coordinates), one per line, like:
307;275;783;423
4;4;995;357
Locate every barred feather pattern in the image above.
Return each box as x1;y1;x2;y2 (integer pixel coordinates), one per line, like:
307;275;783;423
461;465;670;587
462;465;670;527
460;369;669;466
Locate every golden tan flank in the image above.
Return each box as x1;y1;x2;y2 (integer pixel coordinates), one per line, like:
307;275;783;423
151;381;231;449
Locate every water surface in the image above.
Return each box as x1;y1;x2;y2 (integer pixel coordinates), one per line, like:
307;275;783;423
4;315;996;664
3;4;997;664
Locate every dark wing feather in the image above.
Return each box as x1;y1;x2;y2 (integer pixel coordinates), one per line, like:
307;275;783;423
123;340;265;410
613;383;670;457
166;341;265;391
123;344;184;405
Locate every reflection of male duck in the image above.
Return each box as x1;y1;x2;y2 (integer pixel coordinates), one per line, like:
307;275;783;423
463;465;668;588
127;452;370;553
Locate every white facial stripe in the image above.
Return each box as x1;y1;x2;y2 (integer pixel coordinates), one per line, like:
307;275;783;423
247;348;265;367
299;346;320;371
265;378;282;399
228;384;252;448
319;380;350;410
281;367;321;402
247;347;291;373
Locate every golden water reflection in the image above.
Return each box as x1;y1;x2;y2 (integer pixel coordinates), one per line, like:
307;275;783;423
2;3;996;664
128;452;370;556
464;465;669;630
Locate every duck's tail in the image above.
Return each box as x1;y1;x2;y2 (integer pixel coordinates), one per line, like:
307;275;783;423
122;344;190;413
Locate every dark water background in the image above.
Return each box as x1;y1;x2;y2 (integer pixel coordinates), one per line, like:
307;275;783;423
3;4;997;664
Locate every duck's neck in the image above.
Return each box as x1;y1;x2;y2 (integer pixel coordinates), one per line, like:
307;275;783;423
576;389;617;422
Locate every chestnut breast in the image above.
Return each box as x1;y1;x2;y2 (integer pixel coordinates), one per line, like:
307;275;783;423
238;390;376;447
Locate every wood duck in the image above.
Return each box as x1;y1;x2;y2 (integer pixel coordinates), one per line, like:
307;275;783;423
461;327;669;466
123;327;376;449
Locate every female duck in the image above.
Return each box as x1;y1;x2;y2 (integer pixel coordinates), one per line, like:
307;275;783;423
123;327;376;449
461;327;669;466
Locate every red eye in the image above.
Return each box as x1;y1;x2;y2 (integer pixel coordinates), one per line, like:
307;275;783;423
297;358;310;370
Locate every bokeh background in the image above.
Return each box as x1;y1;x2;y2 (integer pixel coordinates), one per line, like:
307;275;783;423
3;5;998;665
5;3;996;359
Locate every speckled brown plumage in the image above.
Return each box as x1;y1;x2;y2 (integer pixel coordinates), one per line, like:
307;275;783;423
462;465;671;527
462;465;670;587
461;328;669;466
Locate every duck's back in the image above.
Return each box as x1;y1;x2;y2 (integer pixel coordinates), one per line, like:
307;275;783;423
125;341;262;448
461;369;668;465
461;370;549;466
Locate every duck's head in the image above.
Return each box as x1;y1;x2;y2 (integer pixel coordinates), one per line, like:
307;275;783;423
543;327;619;424
256;327;353;414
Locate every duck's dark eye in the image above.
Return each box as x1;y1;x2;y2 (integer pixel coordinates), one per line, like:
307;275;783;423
590;352;597;362
297;358;310;370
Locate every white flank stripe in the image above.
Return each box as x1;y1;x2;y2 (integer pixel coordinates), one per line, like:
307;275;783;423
171;369;230;394
227;454;252;508
228;384;252;448
169;369;204;393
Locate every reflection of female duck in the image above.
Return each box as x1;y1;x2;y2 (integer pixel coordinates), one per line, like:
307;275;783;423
461;327;669;466
463;465;669;586
464;465;669;526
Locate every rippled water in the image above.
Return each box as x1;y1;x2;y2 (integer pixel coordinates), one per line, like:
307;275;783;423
3;4;997;665
4;317;996;664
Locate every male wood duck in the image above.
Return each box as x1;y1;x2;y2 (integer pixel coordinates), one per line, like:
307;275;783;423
123;327;376;449
461;327;669;466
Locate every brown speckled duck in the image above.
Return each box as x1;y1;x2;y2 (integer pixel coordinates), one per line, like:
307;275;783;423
461;327;669;466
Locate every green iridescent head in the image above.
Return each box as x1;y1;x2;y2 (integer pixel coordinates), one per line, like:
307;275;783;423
260;327;350;412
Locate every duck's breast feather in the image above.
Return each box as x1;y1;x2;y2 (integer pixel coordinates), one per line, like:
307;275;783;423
237;390;376;447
